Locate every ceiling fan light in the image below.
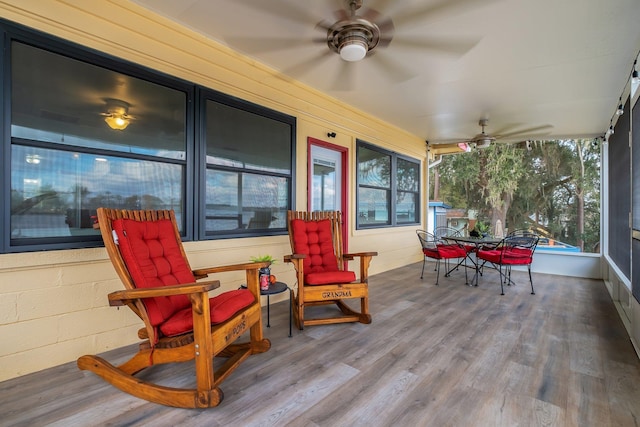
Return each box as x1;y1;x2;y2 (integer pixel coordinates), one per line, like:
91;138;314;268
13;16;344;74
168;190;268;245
339;39;367;62
102;98;133;130
104;114;130;130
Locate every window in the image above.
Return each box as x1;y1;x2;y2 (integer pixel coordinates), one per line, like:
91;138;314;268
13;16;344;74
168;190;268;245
356;141;420;228
2;22;295;253
9;40;190;251
201;91;294;237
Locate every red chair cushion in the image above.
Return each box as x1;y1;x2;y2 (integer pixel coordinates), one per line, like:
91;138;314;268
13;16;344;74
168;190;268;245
113;218;194;327
477;248;533;265
160;289;255;337
423;244;466;260
305;270;356;285
290;218;356;285
114;218;256;337
477;249;501;263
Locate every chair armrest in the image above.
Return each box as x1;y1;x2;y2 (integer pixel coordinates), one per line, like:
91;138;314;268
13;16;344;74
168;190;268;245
108;280;221;306
343;251;378;260
284;254;306;263
192;261;270;276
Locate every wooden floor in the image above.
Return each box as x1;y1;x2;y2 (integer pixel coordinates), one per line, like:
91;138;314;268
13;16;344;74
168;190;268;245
2;262;640;426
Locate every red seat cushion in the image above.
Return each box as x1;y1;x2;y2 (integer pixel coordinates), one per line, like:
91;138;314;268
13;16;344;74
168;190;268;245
423;244;466;259
291;218;356;285
477;249;501;263
114;218;256;337
478;248;533;265
160;289;255;337
305;270;356;285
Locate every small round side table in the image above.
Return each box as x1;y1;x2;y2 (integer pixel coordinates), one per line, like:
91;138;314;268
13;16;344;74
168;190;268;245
241;282;292;337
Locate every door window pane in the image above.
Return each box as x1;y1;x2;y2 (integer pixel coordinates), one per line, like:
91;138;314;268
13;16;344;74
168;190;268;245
313;157;337;211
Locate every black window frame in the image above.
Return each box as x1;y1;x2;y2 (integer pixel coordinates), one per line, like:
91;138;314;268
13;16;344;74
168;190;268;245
197;88;296;239
356;140;420;229
0;19;295;253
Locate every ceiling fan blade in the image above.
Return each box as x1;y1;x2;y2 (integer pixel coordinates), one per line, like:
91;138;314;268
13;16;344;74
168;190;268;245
390;36;481;56
236;0;321;27
331;60;356;91
332;7;350;22
392;0;499;28
279;49;335;81
225;36;320;53
368;52;415;82
496;125;554;139
491;123;526;136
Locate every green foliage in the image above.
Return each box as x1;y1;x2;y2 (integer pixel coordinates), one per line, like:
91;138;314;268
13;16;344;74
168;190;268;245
433;139;601;252
250;254;277;264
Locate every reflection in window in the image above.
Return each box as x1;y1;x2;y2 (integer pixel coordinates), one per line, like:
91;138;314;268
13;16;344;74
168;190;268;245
203;94;294;236
11;42;187;160
206;170;288;232
396;158;420;224
9;41;189;246
357;142;420;228
11;145;183;239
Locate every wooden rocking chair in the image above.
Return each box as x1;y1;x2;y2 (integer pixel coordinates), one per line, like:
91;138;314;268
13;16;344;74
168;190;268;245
77;208;271;408
285;210;377;329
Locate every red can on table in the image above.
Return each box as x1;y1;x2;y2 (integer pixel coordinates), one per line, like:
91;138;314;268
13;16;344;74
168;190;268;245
260;274;270;291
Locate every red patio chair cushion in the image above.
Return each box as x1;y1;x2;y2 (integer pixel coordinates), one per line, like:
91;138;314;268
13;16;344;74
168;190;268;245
423;244;466;260
160;289;255;337
291;218;356;285
477;248;532;265
114;218;255;335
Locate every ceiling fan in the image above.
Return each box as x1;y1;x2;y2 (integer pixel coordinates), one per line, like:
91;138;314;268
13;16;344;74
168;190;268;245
462;118;553;149
429;118;553;157
232;0;486;88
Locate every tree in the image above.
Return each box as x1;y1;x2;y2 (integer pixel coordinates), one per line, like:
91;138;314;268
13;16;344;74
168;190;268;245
432;139;600;252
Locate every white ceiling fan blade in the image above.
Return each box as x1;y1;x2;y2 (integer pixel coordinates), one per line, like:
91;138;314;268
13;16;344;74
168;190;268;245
495;125;554;139
278;49;335;81
392;0;500;28
236;0;321;27
225;36;322;53
368;52;415;82
390;36;481;56
331;60;356;91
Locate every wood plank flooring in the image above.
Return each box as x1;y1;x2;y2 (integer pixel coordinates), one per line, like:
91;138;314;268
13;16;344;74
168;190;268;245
2;262;640;426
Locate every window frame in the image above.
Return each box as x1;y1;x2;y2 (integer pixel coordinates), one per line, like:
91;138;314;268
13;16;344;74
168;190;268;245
356;140;420;229
197;88;295;239
0;19;295;253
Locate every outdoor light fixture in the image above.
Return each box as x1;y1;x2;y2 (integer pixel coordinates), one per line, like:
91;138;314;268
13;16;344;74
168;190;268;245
101;98;134;131
616;97;624;116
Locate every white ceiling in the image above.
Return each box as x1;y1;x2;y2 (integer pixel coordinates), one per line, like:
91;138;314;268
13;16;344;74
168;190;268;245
131;0;640;144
